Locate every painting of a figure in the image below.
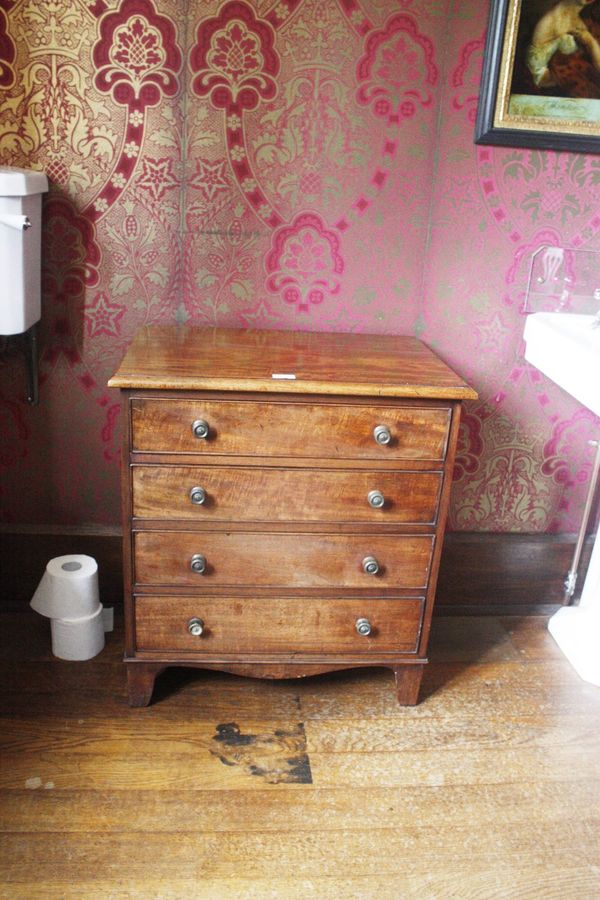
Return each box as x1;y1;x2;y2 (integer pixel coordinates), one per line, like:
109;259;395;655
476;0;600;152
512;0;600;97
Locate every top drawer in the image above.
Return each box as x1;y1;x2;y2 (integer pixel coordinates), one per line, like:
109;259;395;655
131;399;451;461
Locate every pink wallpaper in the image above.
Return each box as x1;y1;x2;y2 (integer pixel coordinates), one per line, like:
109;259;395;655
425;3;599;532
0;0;598;531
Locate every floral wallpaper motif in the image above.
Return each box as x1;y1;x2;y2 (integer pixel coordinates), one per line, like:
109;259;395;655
0;0;598;533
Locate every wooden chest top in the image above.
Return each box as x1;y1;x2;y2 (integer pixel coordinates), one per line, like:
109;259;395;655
108;325;478;400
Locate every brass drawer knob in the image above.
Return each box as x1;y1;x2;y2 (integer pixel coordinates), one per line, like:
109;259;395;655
188;617;205;637
373;424;391;445
189;486;207;506
356;617;372;637
367;489;385;509
190;553;207;574
362;555;380;576
192;418;209;440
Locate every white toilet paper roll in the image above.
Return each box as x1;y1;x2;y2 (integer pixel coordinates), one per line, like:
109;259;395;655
50;603;105;661
31;555;99;620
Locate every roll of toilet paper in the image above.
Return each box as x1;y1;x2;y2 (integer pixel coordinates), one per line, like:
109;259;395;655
30;555;99;620
50;603;106;661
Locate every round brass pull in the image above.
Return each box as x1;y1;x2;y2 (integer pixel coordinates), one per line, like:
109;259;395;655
189;486;207;506
188;617;205;637
373;424;391;446
362;555;380;576
190;553;207;574
192;418;209;440
356;617;372;637
367;490;385;509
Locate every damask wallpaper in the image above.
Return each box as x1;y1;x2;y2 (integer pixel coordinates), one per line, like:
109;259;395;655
0;0;598;531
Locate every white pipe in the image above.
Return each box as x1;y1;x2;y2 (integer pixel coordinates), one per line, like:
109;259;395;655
549;438;600;686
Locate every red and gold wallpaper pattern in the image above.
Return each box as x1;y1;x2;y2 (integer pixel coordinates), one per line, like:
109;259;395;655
0;0;598;531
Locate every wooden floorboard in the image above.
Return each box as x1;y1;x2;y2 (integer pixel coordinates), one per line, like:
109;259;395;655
1;604;600;898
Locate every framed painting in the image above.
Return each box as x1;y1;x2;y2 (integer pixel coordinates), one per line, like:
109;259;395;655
475;0;600;153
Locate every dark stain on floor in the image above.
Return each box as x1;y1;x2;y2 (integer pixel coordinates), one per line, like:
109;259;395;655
210;722;313;784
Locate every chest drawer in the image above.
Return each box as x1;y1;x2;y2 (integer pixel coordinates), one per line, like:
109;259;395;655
132;466;442;525
134;595;425;655
134;531;433;590
131;399;451;461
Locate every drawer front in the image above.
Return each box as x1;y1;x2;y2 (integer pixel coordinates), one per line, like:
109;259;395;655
135;595;424;654
132;466;442;525
134;531;433;589
131;399;450;461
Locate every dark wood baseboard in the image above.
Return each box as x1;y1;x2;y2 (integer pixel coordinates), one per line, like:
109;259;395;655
436;531;593;615
0;527;594;614
0;526;123;608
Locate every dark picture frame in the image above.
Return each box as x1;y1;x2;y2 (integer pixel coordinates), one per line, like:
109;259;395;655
475;0;600;154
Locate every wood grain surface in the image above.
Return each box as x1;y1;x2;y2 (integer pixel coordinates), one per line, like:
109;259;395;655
130;397;452;460
133;531;434;589
109;326;478;398
134;595;424;654
1;606;600;898
132;465;443;524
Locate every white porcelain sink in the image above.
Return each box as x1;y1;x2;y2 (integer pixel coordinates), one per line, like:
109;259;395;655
523;312;600;417
523;311;600;687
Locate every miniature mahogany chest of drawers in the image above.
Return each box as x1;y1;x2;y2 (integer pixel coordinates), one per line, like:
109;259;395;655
108;326;476;706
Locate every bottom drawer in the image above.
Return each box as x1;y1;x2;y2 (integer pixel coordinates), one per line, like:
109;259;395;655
134;596;425;655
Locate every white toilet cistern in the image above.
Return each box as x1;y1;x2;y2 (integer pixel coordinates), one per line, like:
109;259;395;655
0;166;49;404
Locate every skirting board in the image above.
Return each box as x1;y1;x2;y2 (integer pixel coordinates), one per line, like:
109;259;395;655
436;531;593;615
0;528;594;615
